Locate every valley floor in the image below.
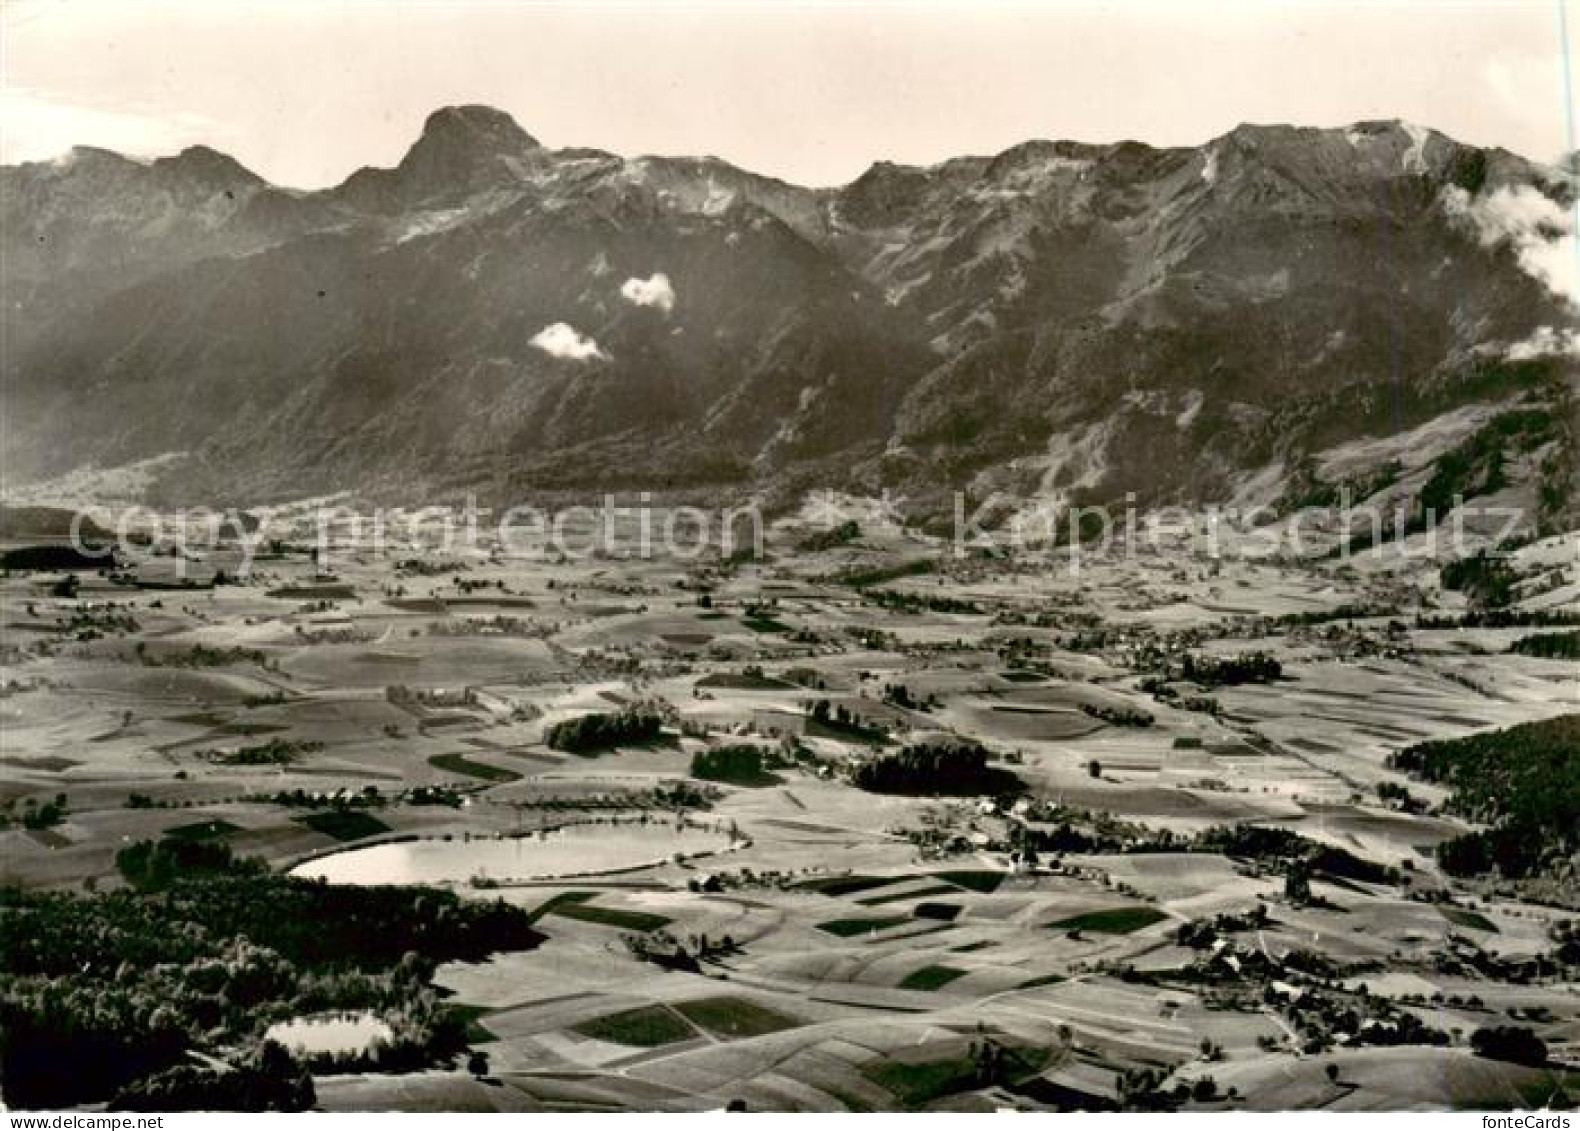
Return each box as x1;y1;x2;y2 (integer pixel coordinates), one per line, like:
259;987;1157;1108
3;512;1577;1112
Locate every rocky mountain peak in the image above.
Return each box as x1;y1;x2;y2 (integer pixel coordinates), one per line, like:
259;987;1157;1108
414;104;540;157
329;103;542;212
151;145;264;190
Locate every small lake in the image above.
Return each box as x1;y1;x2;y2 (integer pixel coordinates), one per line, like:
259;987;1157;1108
290;821;734;885
265;1011;393;1055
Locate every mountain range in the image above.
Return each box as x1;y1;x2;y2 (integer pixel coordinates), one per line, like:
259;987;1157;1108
3;104;1576;527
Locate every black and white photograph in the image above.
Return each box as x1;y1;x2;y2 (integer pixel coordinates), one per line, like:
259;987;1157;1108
1;0;1577;1117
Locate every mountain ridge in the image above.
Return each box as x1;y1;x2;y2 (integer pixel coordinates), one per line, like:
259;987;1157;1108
3;106;1575;529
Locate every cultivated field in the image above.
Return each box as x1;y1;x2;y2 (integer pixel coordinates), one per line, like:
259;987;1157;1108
3;508;1576;1112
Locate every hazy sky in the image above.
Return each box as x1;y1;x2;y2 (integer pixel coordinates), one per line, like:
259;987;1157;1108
2;1;1573;188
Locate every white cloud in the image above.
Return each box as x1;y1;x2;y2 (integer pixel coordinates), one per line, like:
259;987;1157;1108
1505;325;1580;360
619;273;676;314
1442;184;1578;308
530;322;606;361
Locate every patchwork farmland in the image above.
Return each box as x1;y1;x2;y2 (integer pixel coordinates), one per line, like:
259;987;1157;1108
2;505;1577;1112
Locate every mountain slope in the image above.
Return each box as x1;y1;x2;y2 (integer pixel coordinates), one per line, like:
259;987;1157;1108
2;107;1575;525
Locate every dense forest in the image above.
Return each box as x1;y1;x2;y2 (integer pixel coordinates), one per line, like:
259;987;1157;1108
1;840;543;1110
1389;716;1579;879
1509;631;1580;660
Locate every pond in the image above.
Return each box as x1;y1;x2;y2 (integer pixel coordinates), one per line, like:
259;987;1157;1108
290;820;735;885
265;1011;393;1056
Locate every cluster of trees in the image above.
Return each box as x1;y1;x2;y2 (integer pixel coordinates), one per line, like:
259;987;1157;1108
231;785;461;811
1417;608;1580;630
621;928;739;972
454;576;508;594
1389;715;1578;879
866;589;982;615
1193;824;1394;886
49;603;140;641
962;1036;1039;1090
1080;703;1154;728
116;837;267;891
1272;603;1398;628
1440;551;1517;608
1470;1026;1549;1067
996;809;1401;894
851;738;1016;796
387;684;477;709
1178;651;1283;687
1509;630;1580;660
1140;677;1223;716
1006;819;1106;859
2;792;68;831
1175;906;1272;950
1551;919;1580;968
1437;829;1547;880
545;706;663;753
880;682;944;711
1375;780;1426;814
202;738;323;766
807;699;887;739
252;785;373;809
1283;987;1448;1054
511;781;713;812
689;744;773;786
1116;1066;1231;1110
1283;861;1315;906
143;643;271;669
